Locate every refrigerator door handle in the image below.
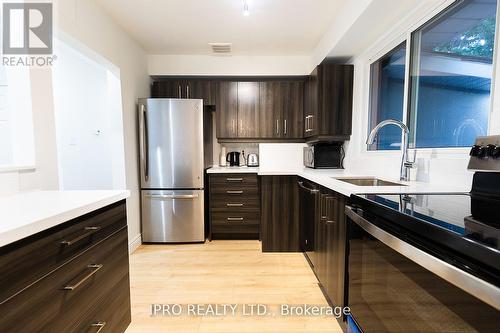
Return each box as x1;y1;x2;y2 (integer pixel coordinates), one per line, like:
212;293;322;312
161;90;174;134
140;104;149;181
145;194;200;200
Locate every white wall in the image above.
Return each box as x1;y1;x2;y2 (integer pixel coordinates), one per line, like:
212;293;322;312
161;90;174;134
149;54;311;76
0;0;149;252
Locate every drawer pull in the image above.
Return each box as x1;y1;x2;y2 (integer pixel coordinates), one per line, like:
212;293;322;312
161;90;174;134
60;226;101;246
226;178;243;182
63;264;103;291
226;190;244;194
90;322;107;333
227;217;244;222
227;203;244;207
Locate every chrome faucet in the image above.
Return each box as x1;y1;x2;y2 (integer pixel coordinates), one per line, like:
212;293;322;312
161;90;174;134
366;119;415;181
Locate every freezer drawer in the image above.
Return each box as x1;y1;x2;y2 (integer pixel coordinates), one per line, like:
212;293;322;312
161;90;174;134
141;190;205;243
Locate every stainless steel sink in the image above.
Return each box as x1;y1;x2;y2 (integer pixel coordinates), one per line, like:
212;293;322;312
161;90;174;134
333;177;406;187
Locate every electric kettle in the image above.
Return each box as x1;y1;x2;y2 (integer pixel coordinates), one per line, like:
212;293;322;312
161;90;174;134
226;152;240;167
247;153;259;167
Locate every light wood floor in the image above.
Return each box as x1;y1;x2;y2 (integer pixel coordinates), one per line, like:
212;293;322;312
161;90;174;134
125;240;343;333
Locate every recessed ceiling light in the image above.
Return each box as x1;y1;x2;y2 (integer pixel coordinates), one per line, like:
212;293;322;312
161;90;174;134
243;0;250;16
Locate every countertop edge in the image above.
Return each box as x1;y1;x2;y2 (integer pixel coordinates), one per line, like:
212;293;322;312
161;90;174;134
0;190;130;248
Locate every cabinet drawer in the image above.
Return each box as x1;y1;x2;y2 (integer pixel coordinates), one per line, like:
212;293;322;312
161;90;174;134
68;275;131;333
210;193;260;211
209;185;259;195
212;223;259;234
211;212;260;226
0;201;126;304
209;174;258;186
0;228;129;333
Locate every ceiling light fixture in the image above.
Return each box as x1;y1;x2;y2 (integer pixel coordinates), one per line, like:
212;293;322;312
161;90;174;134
243;0;250;16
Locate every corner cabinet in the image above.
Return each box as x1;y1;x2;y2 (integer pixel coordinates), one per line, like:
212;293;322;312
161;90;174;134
0;201;131;333
260;175;300;252
304;63;354;143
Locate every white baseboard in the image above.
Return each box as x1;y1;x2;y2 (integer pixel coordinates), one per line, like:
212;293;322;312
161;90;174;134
128;233;142;254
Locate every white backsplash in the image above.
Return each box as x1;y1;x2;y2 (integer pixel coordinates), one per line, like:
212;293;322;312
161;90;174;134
258;143;307;172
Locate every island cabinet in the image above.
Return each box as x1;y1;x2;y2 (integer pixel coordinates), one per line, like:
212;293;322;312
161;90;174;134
208;173;260;239
260;176;300;252
0;200;131;333
304;63;354;143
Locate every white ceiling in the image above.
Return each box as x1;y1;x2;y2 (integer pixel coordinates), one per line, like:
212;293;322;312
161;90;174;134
95;0;345;55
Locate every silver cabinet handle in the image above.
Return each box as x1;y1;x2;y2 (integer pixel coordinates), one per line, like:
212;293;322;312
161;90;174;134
276;119;279;135
284;119;287;135
178;85;182;98
297;181;319;194
186;85;190;99
60;226;101;246
226;190;243;194
146;194;199;199
90;322;107;333
227;217;244;221
227;203;244;207
140;104;149;181
63;264;103;291
226;178;243;182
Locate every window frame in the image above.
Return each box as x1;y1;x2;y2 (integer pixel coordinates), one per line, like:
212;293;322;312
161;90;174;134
364;0;500;154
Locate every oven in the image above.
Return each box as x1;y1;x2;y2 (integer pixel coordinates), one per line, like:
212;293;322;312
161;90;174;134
345;206;500;333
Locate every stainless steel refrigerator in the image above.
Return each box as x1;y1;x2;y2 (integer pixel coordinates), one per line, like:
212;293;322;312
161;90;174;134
138;98;212;243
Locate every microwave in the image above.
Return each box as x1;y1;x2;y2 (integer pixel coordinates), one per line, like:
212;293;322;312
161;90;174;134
303;143;344;169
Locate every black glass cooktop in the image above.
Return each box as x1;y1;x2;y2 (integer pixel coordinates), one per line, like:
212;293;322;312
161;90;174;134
350;192;500;285
360;193;500;251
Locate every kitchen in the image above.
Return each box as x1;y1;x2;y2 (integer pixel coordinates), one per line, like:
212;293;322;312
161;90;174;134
1;0;500;332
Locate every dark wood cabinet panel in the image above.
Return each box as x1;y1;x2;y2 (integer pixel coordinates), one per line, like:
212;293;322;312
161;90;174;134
305;63;353;142
312;187;347;309
0;228;130;333
209;173;260;240
258;81;282;138
216;81;238;138
237;82;260;138
0;201;126;304
151;80;216;105
187;80;216;105
260;176;300;252
283;81;304;139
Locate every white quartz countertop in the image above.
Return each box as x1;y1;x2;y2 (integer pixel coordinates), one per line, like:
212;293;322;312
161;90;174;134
206;166;469;196
207;166;261;173
0;190;130;247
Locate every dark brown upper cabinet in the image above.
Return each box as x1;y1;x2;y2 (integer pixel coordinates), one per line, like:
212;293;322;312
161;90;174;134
151;79;216;105
216;81;238;138
304;63;354;143
258;81;304;139
237;82;260;138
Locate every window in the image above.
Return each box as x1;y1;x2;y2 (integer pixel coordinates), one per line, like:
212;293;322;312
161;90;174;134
368;0;498;150
368;42;407;150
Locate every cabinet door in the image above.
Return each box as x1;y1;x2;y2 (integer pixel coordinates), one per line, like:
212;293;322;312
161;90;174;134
315;190;329;284
237;82;260;138
151;80;184;98
187;80;216;105
216;81;238;138
319;64;354;137
324;192;347;308
304;68;319;137
261;176;300;252
283;81;304;139
258;81;282;138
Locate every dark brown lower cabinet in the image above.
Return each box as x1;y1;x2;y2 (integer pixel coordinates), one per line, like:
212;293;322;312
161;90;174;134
0;201;130;333
312;186;348;311
260;176;300;252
